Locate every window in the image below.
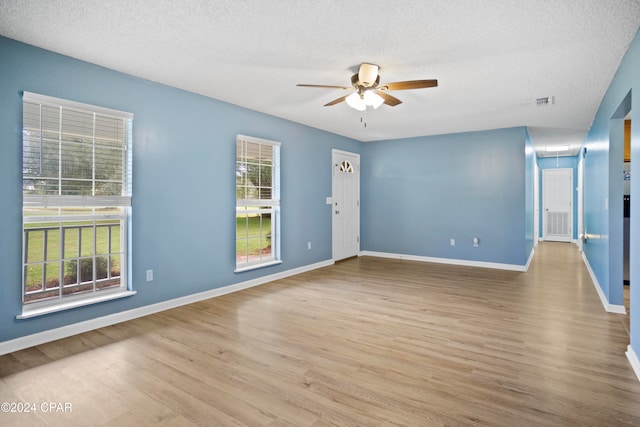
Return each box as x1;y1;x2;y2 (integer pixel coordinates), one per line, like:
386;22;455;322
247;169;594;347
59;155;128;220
20;92;134;317
340;160;354;173
235;134;281;271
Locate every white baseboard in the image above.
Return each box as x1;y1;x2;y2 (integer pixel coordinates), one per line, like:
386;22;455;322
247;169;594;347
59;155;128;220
581;252;626;314
627;346;640;383
525;247;535;271
537;238;578;244
359;251;528;272
0;259;334;356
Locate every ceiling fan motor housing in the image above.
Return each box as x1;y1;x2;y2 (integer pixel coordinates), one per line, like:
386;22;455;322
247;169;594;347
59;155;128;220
358;63;379;87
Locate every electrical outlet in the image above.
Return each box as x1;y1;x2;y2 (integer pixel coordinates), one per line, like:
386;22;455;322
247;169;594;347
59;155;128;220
473;237;479;247
307;242;312;250
146;269;153;282
450;238;455;246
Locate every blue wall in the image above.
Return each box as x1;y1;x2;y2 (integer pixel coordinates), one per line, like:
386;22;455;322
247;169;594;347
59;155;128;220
582;27;640;353
537;155;579;240
0;37;360;342
361;127;532;266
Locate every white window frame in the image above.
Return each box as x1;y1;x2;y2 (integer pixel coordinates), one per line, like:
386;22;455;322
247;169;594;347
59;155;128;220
235;134;281;272
19;92;135;319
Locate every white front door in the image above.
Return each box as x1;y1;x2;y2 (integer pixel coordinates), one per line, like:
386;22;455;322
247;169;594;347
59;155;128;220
332;150;360;261
542;168;573;242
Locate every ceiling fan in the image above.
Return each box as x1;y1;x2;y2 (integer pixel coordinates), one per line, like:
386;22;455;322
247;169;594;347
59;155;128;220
297;63;438;111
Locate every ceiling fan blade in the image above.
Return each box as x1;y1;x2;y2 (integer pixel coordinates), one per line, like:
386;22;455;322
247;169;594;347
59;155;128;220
297;84;353;90
324;95;349;106
378;79;438;91
375;91;402;106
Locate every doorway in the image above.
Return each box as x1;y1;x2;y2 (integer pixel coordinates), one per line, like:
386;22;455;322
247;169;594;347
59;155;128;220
623;115;631;326
332;149;360;261
542;168;573;242
608;95;631;313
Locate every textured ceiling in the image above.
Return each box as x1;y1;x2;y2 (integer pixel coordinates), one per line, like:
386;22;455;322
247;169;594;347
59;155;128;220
2;0;640;155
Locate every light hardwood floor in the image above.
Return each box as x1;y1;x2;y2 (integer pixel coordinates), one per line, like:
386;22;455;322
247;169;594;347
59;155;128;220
1;242;639;426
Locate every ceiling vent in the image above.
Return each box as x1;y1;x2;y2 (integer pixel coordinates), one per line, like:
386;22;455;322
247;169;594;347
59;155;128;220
535;96;554;106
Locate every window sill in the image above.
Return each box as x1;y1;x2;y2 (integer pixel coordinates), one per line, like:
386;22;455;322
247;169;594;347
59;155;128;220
17;290;137;320
235;260;282;273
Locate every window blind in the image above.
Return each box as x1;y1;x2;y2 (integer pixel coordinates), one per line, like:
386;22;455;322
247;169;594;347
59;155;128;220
236;134;280;208
22;91;132;204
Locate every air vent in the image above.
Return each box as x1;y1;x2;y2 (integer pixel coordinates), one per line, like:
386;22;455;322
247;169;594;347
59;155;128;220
535;96;554;106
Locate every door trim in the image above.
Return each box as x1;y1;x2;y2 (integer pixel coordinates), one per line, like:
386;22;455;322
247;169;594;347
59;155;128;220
331;149;360;261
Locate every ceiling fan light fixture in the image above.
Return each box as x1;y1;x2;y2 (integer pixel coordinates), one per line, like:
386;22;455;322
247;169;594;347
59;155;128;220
363;90;384;109
346;92;366;111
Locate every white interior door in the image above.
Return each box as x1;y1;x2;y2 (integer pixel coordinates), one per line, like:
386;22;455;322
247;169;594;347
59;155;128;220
332;150;360;261
542;168;573;242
